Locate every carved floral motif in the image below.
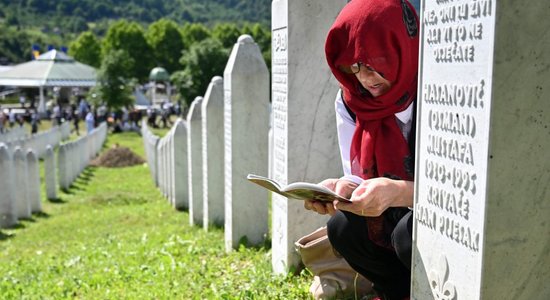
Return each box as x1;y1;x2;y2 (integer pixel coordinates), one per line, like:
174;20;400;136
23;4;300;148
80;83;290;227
429;255;457;300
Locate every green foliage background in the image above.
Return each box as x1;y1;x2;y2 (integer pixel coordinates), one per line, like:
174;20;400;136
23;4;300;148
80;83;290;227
0;0;272;109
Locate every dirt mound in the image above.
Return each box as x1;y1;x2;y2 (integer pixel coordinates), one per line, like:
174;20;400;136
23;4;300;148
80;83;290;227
91;145;145;168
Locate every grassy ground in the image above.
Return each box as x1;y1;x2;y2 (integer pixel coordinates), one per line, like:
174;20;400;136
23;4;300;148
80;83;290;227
0;130;315;299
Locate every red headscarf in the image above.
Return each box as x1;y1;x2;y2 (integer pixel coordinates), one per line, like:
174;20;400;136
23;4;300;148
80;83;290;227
325;0;419;248
326;0;419;181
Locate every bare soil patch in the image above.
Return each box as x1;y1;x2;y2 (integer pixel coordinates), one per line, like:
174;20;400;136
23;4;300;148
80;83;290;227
90;145;145;168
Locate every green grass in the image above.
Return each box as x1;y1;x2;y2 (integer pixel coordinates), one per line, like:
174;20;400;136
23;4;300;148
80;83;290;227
0;131;314;299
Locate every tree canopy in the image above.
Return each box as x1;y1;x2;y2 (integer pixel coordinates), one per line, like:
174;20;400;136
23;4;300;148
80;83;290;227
172;38;229;106
68;31;102;68
102;20;154;82
146;19;184;74
90;49;134;110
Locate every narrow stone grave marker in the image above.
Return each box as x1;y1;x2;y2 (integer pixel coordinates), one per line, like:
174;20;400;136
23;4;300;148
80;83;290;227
44;145;57;200
202;76;225;229
58;145;69;190
26;150;41;213
0;144;17;228
173;119;189;210
224;35;269;251
13;147;31;219
187;96;204;226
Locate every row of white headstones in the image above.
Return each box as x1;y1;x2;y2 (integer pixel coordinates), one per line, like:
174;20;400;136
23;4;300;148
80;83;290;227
0;122;107;228
0;122;71;156
141;35;270;253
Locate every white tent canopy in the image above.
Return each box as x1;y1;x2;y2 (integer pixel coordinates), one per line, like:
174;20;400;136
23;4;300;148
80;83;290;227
0;50;97;113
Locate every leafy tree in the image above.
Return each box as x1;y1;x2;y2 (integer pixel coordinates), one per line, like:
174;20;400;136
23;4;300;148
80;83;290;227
146;19;184;74
0;26;30;63
172;38;229;106
212;23;241;48
102;20;153;82
68;31;101;68
180;23;211;49
90;49;134;110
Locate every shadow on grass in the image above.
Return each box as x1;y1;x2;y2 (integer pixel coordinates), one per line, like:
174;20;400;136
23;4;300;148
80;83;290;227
236;236;272;251
60;167;97;195
75;167;97;184
33;211;50;219
48;197;66;204
18;216;37;223
0;231;15;241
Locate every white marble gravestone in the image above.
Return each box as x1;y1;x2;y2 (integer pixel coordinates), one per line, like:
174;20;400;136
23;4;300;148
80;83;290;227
156;139;164;196
173;119;189;210
168;131;175;205
141;122;160;186
202;76;225;229
224;35;269;251
26;150;41;213
187;96;204;226
57;145;69;190
412;0;550;299
162;138;168;197
44;145;57;200
163;137;169;199
150;135;160;186
0;144;17;228
164;136;170;200
271;0;347;273
13;147;31;219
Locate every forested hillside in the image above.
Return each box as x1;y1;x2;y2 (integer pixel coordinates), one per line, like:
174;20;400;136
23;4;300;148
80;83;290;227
0;0;270;64
0;0;270;27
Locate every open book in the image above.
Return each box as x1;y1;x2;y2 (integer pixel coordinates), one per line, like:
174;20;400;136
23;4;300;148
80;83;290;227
247;174;351;203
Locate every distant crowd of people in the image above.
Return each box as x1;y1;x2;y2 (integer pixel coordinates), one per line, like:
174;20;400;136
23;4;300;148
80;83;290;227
146;100;181;129
50;98;145;135
0;107;40;134
1;97;183;137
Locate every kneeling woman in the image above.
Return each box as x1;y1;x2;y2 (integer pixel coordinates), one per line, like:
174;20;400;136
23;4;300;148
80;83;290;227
305;0;420;299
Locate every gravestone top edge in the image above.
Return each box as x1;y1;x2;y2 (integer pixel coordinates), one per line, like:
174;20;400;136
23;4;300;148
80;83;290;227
238;34;254;44
26;149;36;157
0;144;8;156
13;147;24;159
211;76;223;84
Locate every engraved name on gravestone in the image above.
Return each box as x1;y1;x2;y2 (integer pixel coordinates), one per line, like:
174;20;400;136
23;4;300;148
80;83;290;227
413;0;494;298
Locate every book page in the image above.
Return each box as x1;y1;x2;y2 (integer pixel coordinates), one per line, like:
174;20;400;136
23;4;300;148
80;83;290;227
247;174;351;203
246;174;284;194
283;182;351;203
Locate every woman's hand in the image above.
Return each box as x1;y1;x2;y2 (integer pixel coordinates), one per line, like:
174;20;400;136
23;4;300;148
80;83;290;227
335;178;414;216
304;178;358;216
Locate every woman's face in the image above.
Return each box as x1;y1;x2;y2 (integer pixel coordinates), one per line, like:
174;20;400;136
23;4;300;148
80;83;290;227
352;63;392;97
